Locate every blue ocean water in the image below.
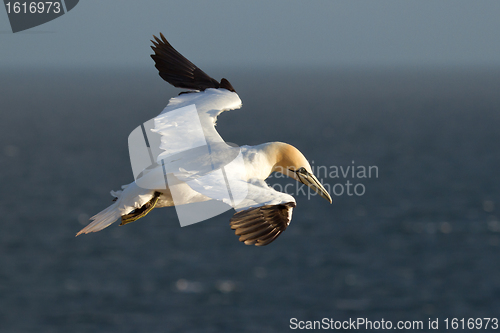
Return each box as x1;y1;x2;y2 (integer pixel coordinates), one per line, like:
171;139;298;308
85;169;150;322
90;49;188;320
0;67;499;332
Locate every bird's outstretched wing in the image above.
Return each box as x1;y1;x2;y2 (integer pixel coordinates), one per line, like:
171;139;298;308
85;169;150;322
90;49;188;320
230;202;296;246
143;34;242;163
226;178;296;246
151;33;235;92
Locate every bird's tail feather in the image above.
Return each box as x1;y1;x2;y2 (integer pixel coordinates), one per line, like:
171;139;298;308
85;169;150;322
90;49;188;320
76;202;121;236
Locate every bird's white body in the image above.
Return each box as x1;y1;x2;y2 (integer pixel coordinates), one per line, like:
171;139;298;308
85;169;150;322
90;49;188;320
77;89;294;235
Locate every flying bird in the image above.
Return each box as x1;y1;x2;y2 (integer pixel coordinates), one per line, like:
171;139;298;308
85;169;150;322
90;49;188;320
77;33;332;246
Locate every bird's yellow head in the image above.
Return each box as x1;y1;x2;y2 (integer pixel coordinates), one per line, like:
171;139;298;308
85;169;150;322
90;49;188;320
267;142;332;203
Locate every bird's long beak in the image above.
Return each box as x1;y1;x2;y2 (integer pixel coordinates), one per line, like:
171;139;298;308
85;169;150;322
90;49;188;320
296;168;332;204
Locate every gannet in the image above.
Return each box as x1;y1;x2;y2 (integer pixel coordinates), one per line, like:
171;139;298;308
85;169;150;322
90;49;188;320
77;33;332;246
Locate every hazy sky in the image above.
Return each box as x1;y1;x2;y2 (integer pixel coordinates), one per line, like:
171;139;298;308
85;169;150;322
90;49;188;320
2;1;500;69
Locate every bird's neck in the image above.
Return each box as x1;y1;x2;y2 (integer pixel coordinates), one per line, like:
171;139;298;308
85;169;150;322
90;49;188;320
264;142;298;176
242;142;305;181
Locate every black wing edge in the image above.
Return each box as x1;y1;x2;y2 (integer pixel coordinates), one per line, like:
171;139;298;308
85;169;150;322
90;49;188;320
150;33;236;93
229;202;296;246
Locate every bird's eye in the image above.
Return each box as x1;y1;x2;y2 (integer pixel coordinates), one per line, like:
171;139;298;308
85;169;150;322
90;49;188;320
297;167;307;174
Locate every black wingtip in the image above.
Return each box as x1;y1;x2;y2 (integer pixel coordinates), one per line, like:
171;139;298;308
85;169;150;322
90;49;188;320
219;78;236;93
150;33;236;93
